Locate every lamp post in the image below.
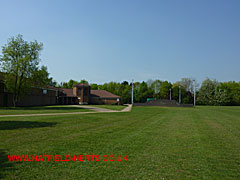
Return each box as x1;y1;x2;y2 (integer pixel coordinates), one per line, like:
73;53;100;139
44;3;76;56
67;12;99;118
131;79;134;104
169;88;172;101
179;86;181;104
193;79;196;107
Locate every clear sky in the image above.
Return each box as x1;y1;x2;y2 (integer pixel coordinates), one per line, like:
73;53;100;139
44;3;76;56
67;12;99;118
0;0;239;84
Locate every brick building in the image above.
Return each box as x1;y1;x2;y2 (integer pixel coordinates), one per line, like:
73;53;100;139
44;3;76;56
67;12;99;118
0;82;121;107
0;83;60;107
60;83;121;105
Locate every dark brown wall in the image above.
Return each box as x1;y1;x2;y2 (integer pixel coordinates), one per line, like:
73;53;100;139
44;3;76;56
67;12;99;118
0;83;4;93
0;93;14;107
58;96;78;105
0;82;14;107
0;83;4;106
18;88;58;106
0;87;58;107
90;97;121;105
17;95;57;106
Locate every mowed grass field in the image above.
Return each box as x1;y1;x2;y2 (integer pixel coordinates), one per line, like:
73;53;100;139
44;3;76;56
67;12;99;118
88;105;127;111
0;105;90;115
0;106;240;179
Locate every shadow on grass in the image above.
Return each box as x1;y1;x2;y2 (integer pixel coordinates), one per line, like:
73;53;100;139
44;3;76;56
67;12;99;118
0;149;17;179
0;106;84;111
0;121;57;130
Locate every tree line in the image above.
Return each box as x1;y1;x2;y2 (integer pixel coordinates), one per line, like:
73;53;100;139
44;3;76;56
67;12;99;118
197;78;240;105
56;78;240;106
1;35;240;106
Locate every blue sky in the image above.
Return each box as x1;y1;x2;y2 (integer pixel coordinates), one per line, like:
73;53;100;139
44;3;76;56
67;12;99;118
0;0;239;84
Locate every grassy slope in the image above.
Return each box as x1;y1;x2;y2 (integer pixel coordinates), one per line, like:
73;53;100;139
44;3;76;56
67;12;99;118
88;105;127;111
0;106;240;179
0;105;90;115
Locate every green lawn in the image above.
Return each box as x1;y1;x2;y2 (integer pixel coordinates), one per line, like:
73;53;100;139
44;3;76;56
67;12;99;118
0;105;90;115
0;106;240;179
88;104;127;111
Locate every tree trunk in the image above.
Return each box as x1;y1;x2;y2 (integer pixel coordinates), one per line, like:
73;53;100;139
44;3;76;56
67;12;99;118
13;73;19;107
16;74;24;107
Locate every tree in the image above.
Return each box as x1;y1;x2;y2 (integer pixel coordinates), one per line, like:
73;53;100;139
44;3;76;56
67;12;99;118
146;79;153;88
0;34;43;106
159;81;172;99
197;78;240;105
49;78;57;87
90;83;98;90
175;78;198;94
171;83;192;104
197;78;218;105
150;80;161;99
32;65;53;87
121;81;129;86
134;81;149;103
68;79;78;88
79;79;89;85
121;84;131;104
214;87;230;105
172;85;180;101
61;82;69;88
219;81;240;105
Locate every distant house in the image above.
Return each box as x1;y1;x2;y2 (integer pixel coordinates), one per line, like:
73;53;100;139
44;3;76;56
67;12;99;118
59;84;121;105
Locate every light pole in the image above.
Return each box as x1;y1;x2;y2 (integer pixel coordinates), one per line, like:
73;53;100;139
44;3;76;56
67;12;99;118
193;79;196;107
131;79;134;104
169;88;172;101
179;86;181;104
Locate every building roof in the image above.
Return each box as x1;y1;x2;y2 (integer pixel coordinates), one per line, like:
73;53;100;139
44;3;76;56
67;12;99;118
45;86;61;91
73;83;90;87
50;86;120;99
91;90;120;99
61;88;76;97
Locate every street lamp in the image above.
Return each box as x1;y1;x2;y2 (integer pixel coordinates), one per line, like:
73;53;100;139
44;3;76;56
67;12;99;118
131;79;134;104
193;79;196;107
169;88;172;101
179;86;181;104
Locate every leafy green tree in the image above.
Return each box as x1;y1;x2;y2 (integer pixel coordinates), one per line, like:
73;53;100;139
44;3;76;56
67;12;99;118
32;65;53;87
90;83;98;90
49;78;57;87
150;80;161;99
214;87;230;105
68;79;78;88
121;83;131;104
59;79;82;88
197;78;218;105
172;85;179;101
79;79;89;85
146;79;153;88
175;78;198;94
0;34;43;106
62;82;68;88
219;81;240;105
171;84;190;103
135;81;149;103
159;81;172;99
197;78;232;105
197;78;240;105
107;82;120;95
121;81;129;86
